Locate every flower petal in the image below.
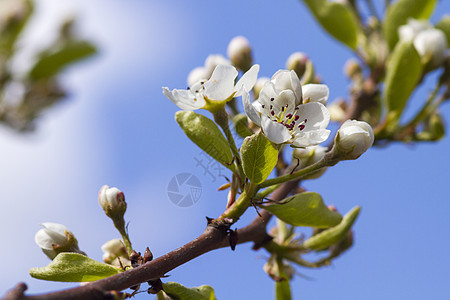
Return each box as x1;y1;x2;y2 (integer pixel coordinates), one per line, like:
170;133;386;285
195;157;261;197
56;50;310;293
203;64;238;100
292;129;331;147
163;87;205;110
297;102;330;130
234;64;260;97
243;91;261;126
302;84;329;105
187;67;208;87
272;70;302;105
261;115;291;144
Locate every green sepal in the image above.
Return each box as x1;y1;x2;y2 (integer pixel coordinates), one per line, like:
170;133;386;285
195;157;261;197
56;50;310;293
28;40;97;80
241;132;278;184
162;282;217;300
275;280;292;300
383;0;438;50
175;111;234;170
301;0;360;49
260;192;342;228
383;41;422;126
302;206;361;251
29;253;121;282
436;15;450;45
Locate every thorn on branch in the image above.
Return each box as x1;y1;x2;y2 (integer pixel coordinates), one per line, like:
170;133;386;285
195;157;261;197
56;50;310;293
228;228;238;251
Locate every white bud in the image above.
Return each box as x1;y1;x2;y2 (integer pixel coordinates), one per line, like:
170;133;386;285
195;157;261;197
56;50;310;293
286;52;308;78
35;222;81;260
328;99;347;122
253;77;270;97
398;19;431;42
227;36;253;71
101;238;127;257
98;185;126;218
335;120;374;159
414;29;448;67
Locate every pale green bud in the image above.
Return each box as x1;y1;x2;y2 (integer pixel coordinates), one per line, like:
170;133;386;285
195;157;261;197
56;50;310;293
227;36;253;72
286;52;308;79
334;120;374;160
98;185;127;219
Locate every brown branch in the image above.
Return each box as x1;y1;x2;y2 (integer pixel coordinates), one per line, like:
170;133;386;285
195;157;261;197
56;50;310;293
3;181;299;300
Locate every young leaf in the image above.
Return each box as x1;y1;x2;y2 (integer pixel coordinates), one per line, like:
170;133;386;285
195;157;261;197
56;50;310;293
261;192;342;228
29;41;97;80
302;206;360;250
241;132;278;184
162;282;217;300
301;0;360;49
436;15;450;45
29;253;121;282
383;41;422;125
232;114;253;138
383;0;438;50
175;111;233;170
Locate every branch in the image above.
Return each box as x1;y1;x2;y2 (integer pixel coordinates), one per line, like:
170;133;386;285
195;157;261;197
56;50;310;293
3;181;299;300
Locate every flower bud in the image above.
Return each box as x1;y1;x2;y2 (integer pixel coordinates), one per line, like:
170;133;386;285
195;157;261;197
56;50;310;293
293;146;328;179
227;36;253;72
101;238;129;266
334;120;374;160
286;52;308;79
34;222;83;260
328;99;347;122
414;29;448;68
253;77;270;98
344;58;362;79
98;185;127;219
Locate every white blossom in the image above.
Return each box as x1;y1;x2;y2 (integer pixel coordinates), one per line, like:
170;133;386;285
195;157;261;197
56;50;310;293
35;223;80;260
243;70;330;147
187;54;230;87
163;64;259;111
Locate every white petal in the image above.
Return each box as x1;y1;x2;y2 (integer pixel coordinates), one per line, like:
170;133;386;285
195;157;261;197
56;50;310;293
187;67;208;87
234;64;259;97
258;82;278;105
271;70;302;105
297;102;330;130
261;115;291;144
273;90;296;115
203;64;238;100
242;91;261;126
162;87;205;110
292;129;331;147
302;84;329;105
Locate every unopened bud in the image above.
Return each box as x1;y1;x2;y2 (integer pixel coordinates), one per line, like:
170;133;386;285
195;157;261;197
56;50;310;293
286;52;309;79
34;222;84;260
98;185;127;219
102;239;128;258
414;28;448;68
334;120;374;160
253;77;270;98
344;58;362;79
328;99;348;122
227;36;253;72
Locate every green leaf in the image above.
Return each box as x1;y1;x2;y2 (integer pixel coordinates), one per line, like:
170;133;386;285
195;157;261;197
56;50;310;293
383;41;422;124
29;40;97;80
241;132;278;184
162;282;217;300
175;111;233;170
29;253;121;282
301;0;360;49
436;15;450;45
383;0;438;50
260;192;342;228
302;206;361;250
276;280;292;300
232;114;253;138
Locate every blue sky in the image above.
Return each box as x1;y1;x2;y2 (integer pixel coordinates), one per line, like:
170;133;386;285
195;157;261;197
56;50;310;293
1;0;450;299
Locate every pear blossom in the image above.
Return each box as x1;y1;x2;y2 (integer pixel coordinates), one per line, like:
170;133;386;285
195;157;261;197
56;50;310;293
398;19;448;67
334;120;374;159
243;70;330;147
187;54;230;87
98;185;127;219
163;64;259;111
293;145;328;179
35;222;83;260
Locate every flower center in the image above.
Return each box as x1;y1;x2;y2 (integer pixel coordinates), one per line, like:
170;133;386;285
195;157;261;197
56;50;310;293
187;80;206;102
261;99;308;134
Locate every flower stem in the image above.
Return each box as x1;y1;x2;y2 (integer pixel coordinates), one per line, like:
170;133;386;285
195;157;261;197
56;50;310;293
213;108;245;180
220;182;257;222
258;153;338;189
113;219;133;256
